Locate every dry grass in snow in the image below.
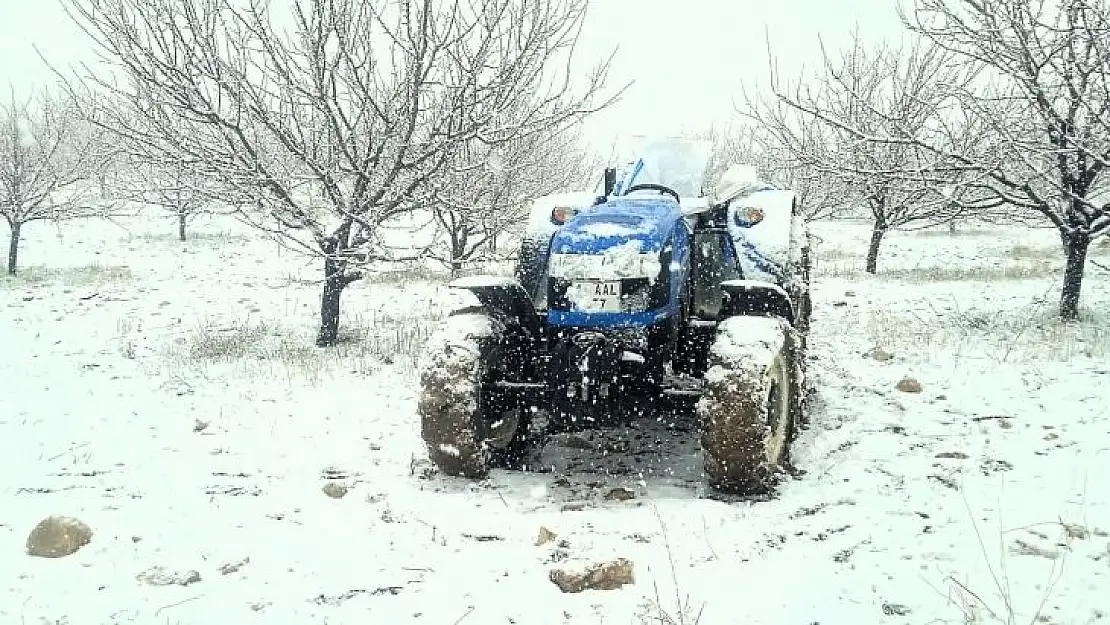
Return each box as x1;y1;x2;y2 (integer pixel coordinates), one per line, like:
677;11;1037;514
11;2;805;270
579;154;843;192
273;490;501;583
1;263;133;287
153;310;441;382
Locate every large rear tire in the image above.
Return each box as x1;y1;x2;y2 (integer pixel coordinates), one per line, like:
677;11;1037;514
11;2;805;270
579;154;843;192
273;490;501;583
417;312;534;479
698;316;801;495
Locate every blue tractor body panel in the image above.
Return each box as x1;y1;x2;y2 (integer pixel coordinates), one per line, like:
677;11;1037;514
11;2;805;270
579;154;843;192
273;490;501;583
544;196;690;329
545;309;671;329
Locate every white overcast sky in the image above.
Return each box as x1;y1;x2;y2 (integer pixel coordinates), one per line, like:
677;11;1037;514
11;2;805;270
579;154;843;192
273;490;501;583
572;0;905;148
0;0;906;151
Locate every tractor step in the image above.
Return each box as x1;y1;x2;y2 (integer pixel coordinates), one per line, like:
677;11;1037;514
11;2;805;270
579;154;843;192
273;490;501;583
661;376;704;397
492;381;546;391
662;388;702;397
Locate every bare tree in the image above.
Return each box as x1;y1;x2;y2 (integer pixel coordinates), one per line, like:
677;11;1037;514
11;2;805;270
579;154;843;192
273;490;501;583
113;154;227;241
767;34;984;273
908;0;1110;319
0;88;106;275
58;0;619;345
775;1;1110;318
429;119;598;275
700;120;855;221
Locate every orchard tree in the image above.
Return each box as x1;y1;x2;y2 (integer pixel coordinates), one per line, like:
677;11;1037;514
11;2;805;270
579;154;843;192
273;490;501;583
0;89;106;275
113;154;227;241
429;120;598;275
767;33;984;273
777;1;1110;318
59;0;619;345
904;0;1110;319
702;120;855;221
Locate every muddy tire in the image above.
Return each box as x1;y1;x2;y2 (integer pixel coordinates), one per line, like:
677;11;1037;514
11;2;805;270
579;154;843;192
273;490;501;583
417;312;534;479
698;315;802;495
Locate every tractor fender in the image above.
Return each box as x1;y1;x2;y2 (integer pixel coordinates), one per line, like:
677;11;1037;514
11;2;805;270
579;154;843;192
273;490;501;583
447;276;542;338
726;189;795;284
720;279;794;325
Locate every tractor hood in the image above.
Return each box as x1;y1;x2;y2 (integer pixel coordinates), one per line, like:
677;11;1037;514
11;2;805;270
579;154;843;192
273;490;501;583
546;197;681;282
550;197;680;254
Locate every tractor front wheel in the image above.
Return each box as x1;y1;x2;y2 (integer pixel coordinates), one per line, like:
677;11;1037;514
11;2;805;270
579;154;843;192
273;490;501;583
417;312;535;478
698;315;801;495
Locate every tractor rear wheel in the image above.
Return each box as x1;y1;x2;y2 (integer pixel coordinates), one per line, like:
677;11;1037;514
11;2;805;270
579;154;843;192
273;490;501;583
698;315;801;495
417;312;535;478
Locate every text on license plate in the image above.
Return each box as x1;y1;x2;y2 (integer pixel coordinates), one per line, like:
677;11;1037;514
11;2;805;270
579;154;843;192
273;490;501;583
572;280;621;312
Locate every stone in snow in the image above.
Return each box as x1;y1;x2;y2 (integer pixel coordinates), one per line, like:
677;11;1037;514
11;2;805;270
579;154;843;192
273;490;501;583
26;516;93;558
136;566;202;586
896;376;922;393
536;526;557;546
322;482;349;499
867;347;894;362
219;557;250;575
604;487;636;501
549;558;635;593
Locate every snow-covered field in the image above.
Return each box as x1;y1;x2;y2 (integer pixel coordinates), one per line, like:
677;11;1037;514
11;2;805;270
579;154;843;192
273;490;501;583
2;213;1108;625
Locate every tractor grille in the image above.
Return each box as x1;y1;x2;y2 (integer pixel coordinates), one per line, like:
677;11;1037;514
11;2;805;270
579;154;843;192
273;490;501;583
548;277;653;313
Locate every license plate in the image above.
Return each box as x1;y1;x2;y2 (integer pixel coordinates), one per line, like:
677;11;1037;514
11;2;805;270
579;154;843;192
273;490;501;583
571;280;622;312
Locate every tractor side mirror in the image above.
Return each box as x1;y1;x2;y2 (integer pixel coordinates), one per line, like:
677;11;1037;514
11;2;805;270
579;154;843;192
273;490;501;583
603;167;616;196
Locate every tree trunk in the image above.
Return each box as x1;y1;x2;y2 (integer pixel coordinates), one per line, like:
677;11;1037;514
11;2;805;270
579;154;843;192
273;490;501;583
178;212;188;242
865;222;886;274
316;256;347;347
1059;231;1090;321
948;219;957;234
449;230;466;279
7;221;21;276
316;221;361;347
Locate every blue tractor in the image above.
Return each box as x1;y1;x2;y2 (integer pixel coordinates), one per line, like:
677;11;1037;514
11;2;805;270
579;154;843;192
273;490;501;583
417;138;813;494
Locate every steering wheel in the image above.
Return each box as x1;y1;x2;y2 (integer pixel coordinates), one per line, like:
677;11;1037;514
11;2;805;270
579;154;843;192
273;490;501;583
625;183;681;203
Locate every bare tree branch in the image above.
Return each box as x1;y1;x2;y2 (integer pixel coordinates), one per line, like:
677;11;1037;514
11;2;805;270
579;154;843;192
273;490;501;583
427;117;600;275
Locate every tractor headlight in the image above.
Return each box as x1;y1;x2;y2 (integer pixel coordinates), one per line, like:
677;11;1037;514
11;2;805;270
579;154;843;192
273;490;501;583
551;205;578;225
733;205;765;228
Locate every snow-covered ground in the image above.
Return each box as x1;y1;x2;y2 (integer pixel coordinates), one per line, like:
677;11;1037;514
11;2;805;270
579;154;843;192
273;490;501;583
2;213;1108;625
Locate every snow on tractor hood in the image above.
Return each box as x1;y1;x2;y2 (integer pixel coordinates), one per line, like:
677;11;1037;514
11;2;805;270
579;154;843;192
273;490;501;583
546;197;681;282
